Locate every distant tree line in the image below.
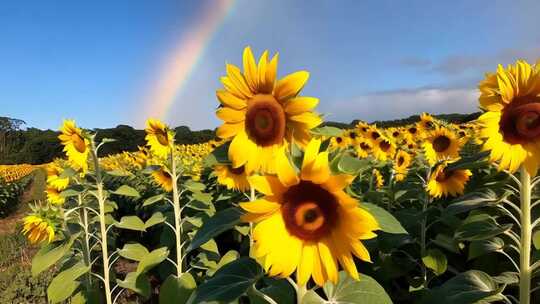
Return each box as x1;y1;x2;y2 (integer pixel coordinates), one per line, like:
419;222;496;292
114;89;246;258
0;118;216;165
0;112;480;164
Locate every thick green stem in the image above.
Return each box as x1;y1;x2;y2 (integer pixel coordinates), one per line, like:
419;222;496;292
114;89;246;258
519;166;532;304
91;141;112;304
170;147;183;277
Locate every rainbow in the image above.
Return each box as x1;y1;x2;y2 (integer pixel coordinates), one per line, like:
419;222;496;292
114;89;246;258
139;0;235;125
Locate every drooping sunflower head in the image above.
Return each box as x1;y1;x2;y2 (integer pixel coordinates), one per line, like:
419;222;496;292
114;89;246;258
355;138;373;158
22;215;55;244
423;126;462;166
46;164;69;190
427;162;472;198
152;167;173;192
241;139;379;286
145;119;174;159
372;136;396;162
216;47;322;175
58;120;90;172
45;186;65;205
478;60;540;175
394;150;412;182
214;164;250;192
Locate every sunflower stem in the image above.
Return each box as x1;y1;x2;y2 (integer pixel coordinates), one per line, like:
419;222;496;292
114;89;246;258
90;140;113;304
420;168;431;287
78;194;93;288
519;166;532;304
249;186;255;248
296;283;307;304
250;285;278;304
170;144;183;277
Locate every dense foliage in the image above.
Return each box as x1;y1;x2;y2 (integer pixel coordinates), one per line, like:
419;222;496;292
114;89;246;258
0;175;32;218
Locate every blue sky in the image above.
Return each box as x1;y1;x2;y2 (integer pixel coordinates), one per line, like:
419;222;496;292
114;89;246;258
1;0;540;130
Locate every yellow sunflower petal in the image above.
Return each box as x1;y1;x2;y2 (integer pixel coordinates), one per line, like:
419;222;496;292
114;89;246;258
289;112;322;129
297;243;315;286
240;199;281;214
284;97;319;115
275;71;310;101
216;90;247;110
248;175;286;196
243;46;259;91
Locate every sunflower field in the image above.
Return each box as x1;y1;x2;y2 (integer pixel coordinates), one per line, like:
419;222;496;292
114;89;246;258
0;164;37;217
19;49;540;304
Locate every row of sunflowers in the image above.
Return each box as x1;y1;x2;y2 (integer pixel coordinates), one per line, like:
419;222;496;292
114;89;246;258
20;48;540;303
0;164;37;183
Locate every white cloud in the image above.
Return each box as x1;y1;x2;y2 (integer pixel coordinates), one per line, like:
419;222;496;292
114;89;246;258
323;87;479;123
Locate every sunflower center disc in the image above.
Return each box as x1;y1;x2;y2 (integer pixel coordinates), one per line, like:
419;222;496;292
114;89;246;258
379;140;391;152
282;181;338;241
397;156;405;166
245;94;286;147
156;131;170;146
71;133;87;153
229;165;245;175
432;136;451;152
500;99;540;144
359;142;370;150
436;169;455;182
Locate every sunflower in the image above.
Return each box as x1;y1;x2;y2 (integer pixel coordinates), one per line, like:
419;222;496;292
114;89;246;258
407;125;419;137
356;121;370;136
215;47;322;175
372;136;396;162
417;113;437;133
46;164;69;190
58;120;90;172
214;164;251;192
387;127;403;141
394;150;412;182
372;169;384;189
423;126;462;166
241;139;379;286
152;167;173;192
330;135;349;149
22;215;55;244
355;138;373;158
344;129;359;144
427;162;472;198
45;186;65;205
478;60;540;175
145;119;174;159
367;126;382;142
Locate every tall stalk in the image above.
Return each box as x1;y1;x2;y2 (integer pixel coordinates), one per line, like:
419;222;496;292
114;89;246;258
170;145;183;276
78;194;92;288
519;166;532;304
90;140;112;304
